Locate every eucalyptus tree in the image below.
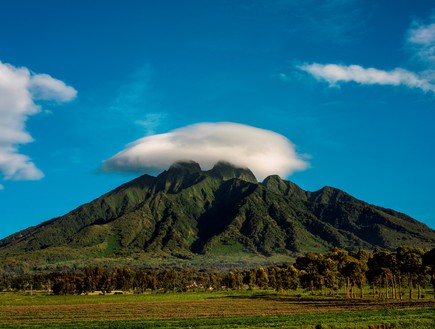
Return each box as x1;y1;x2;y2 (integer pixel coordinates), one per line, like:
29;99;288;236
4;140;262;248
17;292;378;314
328;248;352;297
367;250;396;299
295;252;325;294
397;246;425;299
256;267;269;289
423;248;435;298
321;253;340;295
282;265;299;291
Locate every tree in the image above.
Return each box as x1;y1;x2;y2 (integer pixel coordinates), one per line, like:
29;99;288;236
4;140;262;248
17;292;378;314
256;267;269;290
423;248;435;298
329;248;352;298
282;265;299;291
295;252;324;294
321;256;339;295
268;267;277;290
397;246;425;299
135;270;148;293
115;267;134;291
268;265;299;292
100;270;115;294
367;250;395;299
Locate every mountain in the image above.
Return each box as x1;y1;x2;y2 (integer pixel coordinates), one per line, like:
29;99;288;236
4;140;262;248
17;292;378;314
1;161;434;272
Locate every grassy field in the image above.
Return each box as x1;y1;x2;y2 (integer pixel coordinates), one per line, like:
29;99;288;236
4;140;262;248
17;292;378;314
1;290;434;328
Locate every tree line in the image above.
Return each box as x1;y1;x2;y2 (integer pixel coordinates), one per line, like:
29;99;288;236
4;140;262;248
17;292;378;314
1;246;434;298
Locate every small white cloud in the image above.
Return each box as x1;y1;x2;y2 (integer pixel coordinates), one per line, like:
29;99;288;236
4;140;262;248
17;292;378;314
0;60;77;181
0;184;4;190
103;122;309;180
406;19;435;64
408;23;435;45
0;150;44;180
299;63;435;92
29;74;77;102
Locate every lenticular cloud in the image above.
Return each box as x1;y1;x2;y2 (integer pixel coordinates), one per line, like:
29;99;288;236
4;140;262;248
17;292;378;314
103;122;309;180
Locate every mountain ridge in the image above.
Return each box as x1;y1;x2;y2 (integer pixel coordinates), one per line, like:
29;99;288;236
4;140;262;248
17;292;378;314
1;161;434;271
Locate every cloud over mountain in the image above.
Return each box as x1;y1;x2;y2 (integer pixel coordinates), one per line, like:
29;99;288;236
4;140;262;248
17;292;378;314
103;122;309;180
0;61;77;183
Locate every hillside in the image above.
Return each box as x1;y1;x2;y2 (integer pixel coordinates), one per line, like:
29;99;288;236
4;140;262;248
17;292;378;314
1;161;434;272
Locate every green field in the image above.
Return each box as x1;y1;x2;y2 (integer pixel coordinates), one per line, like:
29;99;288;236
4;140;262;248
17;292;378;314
1;290;434;328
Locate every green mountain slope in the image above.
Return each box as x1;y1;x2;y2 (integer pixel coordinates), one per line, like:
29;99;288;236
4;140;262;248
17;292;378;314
1;161;434;271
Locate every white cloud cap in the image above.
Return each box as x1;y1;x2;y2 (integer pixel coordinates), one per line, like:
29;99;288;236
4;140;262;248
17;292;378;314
299;63;435;92
103;122;309;180
0;61;77;181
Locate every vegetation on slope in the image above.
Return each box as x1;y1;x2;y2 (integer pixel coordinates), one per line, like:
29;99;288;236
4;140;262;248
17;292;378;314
1;161;434;271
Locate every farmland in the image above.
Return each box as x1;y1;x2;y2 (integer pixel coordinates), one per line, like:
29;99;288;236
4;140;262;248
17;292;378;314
1;290;434;328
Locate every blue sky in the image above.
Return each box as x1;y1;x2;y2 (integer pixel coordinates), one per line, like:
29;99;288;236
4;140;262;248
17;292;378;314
1;0;435;239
